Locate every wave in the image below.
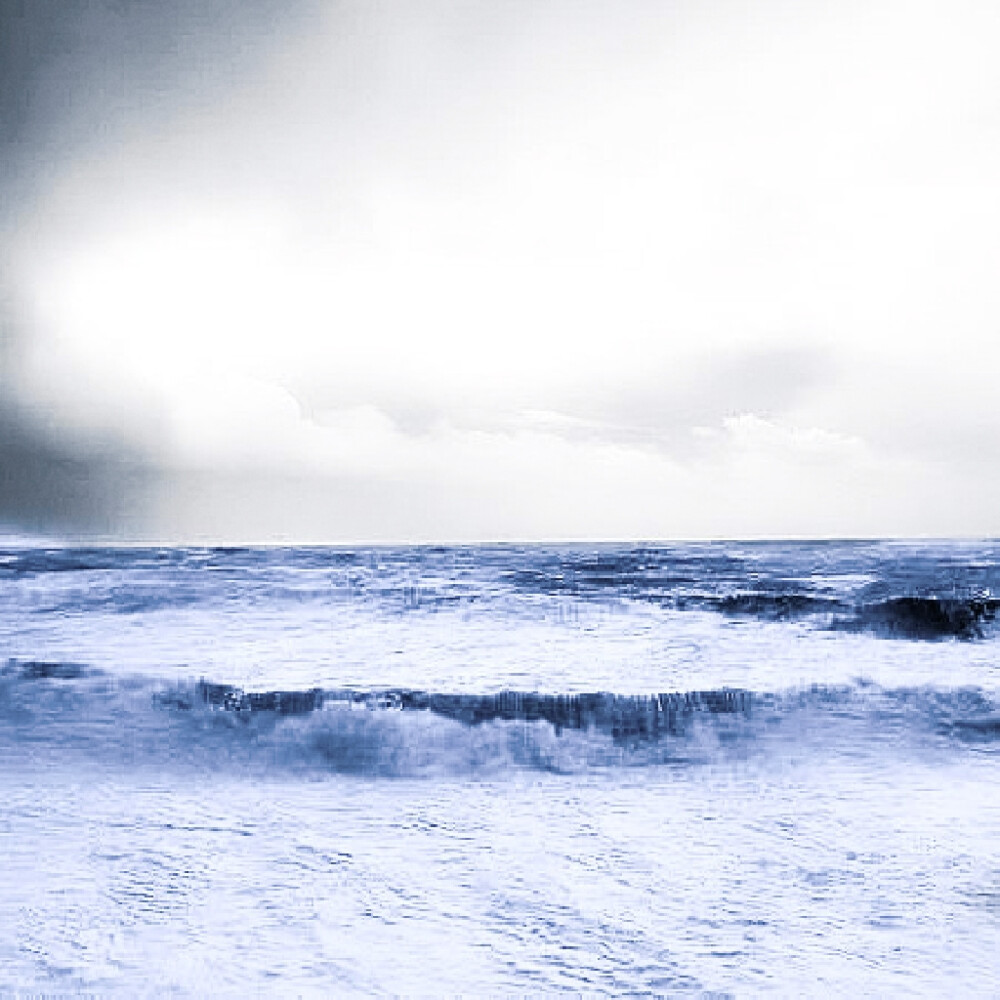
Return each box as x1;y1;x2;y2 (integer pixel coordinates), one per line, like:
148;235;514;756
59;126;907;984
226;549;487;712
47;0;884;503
4;544;999;642
702;592;846;619
2;660;998;777
836;596;1000;640
13;586;996;640
705;592;1000;639
186;681;751;740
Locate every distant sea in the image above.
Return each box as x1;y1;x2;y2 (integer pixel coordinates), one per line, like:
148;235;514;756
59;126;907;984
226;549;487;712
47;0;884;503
1;540;998;996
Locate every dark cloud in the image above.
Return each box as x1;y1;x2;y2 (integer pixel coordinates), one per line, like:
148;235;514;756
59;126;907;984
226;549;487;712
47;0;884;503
0;399;152;534
0;0;316;535
1;0;307;164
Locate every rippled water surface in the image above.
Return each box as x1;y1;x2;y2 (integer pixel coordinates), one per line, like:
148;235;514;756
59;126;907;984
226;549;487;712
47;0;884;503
1;540;999;995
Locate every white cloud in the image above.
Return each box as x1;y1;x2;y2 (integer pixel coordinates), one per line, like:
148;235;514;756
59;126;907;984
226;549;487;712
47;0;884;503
712;414;869;463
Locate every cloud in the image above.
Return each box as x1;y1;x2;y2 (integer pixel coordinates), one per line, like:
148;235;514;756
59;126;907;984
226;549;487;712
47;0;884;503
3;0;1000;539
707;413;868;463
0;399;151;535
547;345;837;454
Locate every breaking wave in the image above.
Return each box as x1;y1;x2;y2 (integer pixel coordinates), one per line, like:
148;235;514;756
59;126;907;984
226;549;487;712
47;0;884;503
706;592;1000;639
836;596;1000;639
1;660;998;778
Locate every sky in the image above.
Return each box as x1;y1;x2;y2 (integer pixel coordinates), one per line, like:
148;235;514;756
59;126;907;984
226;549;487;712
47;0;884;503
2;0;1000;543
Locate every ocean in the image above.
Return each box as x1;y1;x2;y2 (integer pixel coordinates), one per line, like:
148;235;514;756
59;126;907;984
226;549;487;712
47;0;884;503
1;539;998;996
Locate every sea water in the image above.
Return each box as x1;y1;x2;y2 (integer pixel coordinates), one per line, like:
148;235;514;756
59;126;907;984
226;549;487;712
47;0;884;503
1;540;998;996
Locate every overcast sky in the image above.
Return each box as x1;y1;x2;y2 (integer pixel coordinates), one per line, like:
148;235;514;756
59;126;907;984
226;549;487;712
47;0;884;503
2;0;1000;542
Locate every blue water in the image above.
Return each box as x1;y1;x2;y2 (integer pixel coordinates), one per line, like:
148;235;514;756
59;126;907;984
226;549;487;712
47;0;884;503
1;540;999;995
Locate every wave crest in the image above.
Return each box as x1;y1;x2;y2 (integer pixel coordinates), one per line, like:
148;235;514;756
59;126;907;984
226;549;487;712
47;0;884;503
2;662;998;777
